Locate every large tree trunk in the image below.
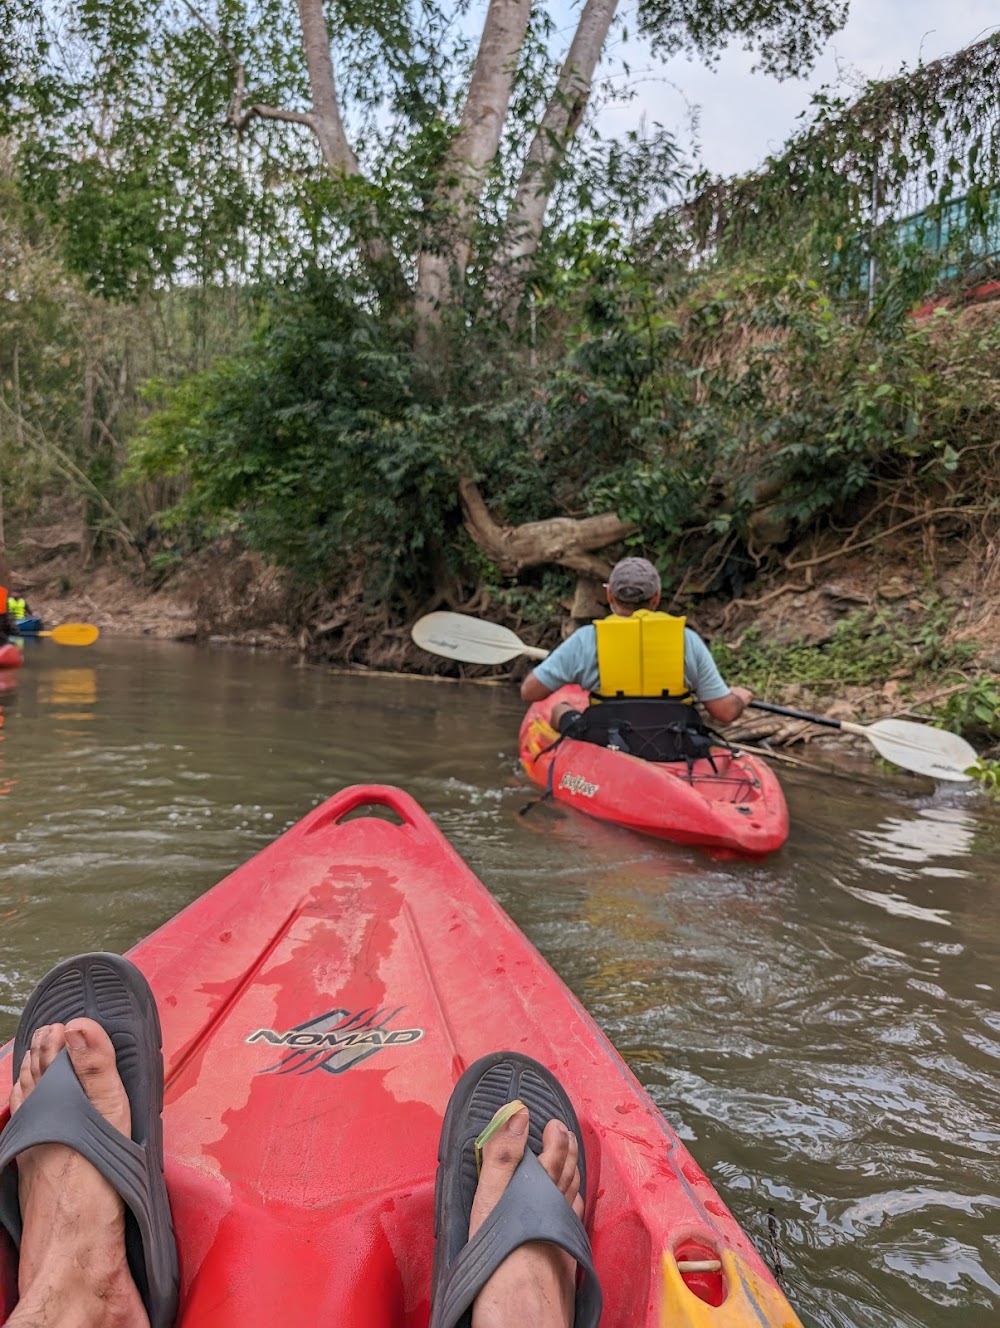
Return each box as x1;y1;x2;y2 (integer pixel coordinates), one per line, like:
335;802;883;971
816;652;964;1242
415;0;534;328
460;477;636;578
296;0;360;174
490;0;619;312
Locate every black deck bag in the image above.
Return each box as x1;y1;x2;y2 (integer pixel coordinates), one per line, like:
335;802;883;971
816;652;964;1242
560;698;719;764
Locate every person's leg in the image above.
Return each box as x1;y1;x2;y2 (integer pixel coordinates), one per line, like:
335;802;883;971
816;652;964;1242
468;1106;581;1328
5;1020;149;1328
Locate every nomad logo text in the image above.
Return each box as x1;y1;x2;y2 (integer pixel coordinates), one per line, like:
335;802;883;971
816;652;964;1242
247;1006;424;1076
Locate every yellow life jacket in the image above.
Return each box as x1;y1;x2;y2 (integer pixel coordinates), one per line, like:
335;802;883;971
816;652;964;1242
594;609;689;700
8;597;26;619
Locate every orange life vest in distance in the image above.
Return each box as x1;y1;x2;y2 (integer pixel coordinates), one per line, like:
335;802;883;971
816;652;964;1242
594;609;689;701
0;586;7;615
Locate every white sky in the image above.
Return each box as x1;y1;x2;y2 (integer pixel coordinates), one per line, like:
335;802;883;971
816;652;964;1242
597;0;1000;177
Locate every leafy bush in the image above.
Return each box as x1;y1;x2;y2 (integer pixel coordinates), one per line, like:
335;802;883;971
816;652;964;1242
133;273;464;591
939;679;1000;743
967;759;1000;795
130;242;1000;607
712;607;977;694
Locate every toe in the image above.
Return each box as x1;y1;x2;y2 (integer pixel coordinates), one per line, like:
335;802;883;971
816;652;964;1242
539;1119;572;1191
560;1135;581;1208
469;1105;530;1237
540;1119;583;1214
36;1023;67;1075
28;1026;50;1086
11;1050;32;1111
64;1019;131;1137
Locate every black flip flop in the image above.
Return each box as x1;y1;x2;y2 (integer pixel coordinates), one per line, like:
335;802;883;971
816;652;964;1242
0;953;179;1328
430;1051;602;1328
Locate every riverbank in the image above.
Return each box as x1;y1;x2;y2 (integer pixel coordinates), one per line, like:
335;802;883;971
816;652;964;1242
10;521;999;763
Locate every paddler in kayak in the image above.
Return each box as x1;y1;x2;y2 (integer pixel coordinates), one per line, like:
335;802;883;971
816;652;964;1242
0;583;17;644
520;556;753;761
0;954;597;1328
0;554;15;640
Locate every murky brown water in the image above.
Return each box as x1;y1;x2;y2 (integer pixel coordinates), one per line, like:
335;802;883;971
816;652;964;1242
2;637;999;1326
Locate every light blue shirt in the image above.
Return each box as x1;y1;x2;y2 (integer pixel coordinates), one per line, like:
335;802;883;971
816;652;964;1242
531;623;730;702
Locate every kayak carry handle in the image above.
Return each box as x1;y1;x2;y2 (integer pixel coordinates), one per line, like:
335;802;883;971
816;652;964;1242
661;1244;802;1325
303;784;430;836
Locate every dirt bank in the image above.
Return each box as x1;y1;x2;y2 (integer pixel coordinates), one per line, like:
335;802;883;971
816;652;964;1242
11;536;295;651
8;522;999;760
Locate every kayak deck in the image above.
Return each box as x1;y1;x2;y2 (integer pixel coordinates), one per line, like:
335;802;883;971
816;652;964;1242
520;687;789;853
0;784;799;1326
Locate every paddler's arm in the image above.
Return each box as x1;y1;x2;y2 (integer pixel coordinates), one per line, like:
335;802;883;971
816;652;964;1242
520;671;552;702
520;626;596;704
703;686;753;724
522;669;584;733
686;629;752;724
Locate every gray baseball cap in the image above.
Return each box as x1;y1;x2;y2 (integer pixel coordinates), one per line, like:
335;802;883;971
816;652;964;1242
607;557;661;605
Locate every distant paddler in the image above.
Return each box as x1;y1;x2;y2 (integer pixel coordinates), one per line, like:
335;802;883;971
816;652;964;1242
518;557;753;761
0;562;25;668
0;577;16;643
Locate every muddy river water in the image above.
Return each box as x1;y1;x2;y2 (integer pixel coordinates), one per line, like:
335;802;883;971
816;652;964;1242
1;637;998;1326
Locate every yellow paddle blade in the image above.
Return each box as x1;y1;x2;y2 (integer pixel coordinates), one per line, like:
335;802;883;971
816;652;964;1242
38;623;100;646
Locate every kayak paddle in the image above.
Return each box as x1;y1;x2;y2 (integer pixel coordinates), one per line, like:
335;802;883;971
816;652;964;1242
748;700;976;782
35;623;100;646
411;611;979;781
410;612;548;664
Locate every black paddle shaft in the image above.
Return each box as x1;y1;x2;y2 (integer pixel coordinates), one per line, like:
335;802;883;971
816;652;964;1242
749;700;843;731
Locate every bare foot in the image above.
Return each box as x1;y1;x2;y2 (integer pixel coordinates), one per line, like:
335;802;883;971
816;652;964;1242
5;1019;149;1328
469;1106;582;1328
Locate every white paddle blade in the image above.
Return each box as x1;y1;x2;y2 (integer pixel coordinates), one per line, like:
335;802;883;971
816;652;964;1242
865;718;978;781
411;612;529;665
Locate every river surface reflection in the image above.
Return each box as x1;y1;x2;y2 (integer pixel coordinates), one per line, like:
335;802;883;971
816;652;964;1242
1;638;999;1326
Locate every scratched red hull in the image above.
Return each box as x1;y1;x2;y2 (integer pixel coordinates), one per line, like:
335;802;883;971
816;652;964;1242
0;785;799;1326
0;646;22;670
520;686;789;854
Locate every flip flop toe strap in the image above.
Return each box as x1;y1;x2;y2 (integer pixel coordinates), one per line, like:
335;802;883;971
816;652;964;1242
430;1148;603;1328
0;1051;161;1316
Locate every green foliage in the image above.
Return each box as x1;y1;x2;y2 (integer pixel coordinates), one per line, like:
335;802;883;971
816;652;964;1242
711;606;977;694
967;759;1000;796
0;165;259;539
938;679;1000;744
128;232;1000;607
640;0;848;78
1;0;850;298
513;247;1000;570
684;33;1000;292
131;270;535;590
5;5;999;640
491;572;577;626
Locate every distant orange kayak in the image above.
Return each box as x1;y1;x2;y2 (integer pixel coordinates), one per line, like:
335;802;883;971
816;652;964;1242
520;686;789;854
0;784;800;1326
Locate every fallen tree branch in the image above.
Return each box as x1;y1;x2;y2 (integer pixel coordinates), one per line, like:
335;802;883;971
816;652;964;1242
459;477;636;577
